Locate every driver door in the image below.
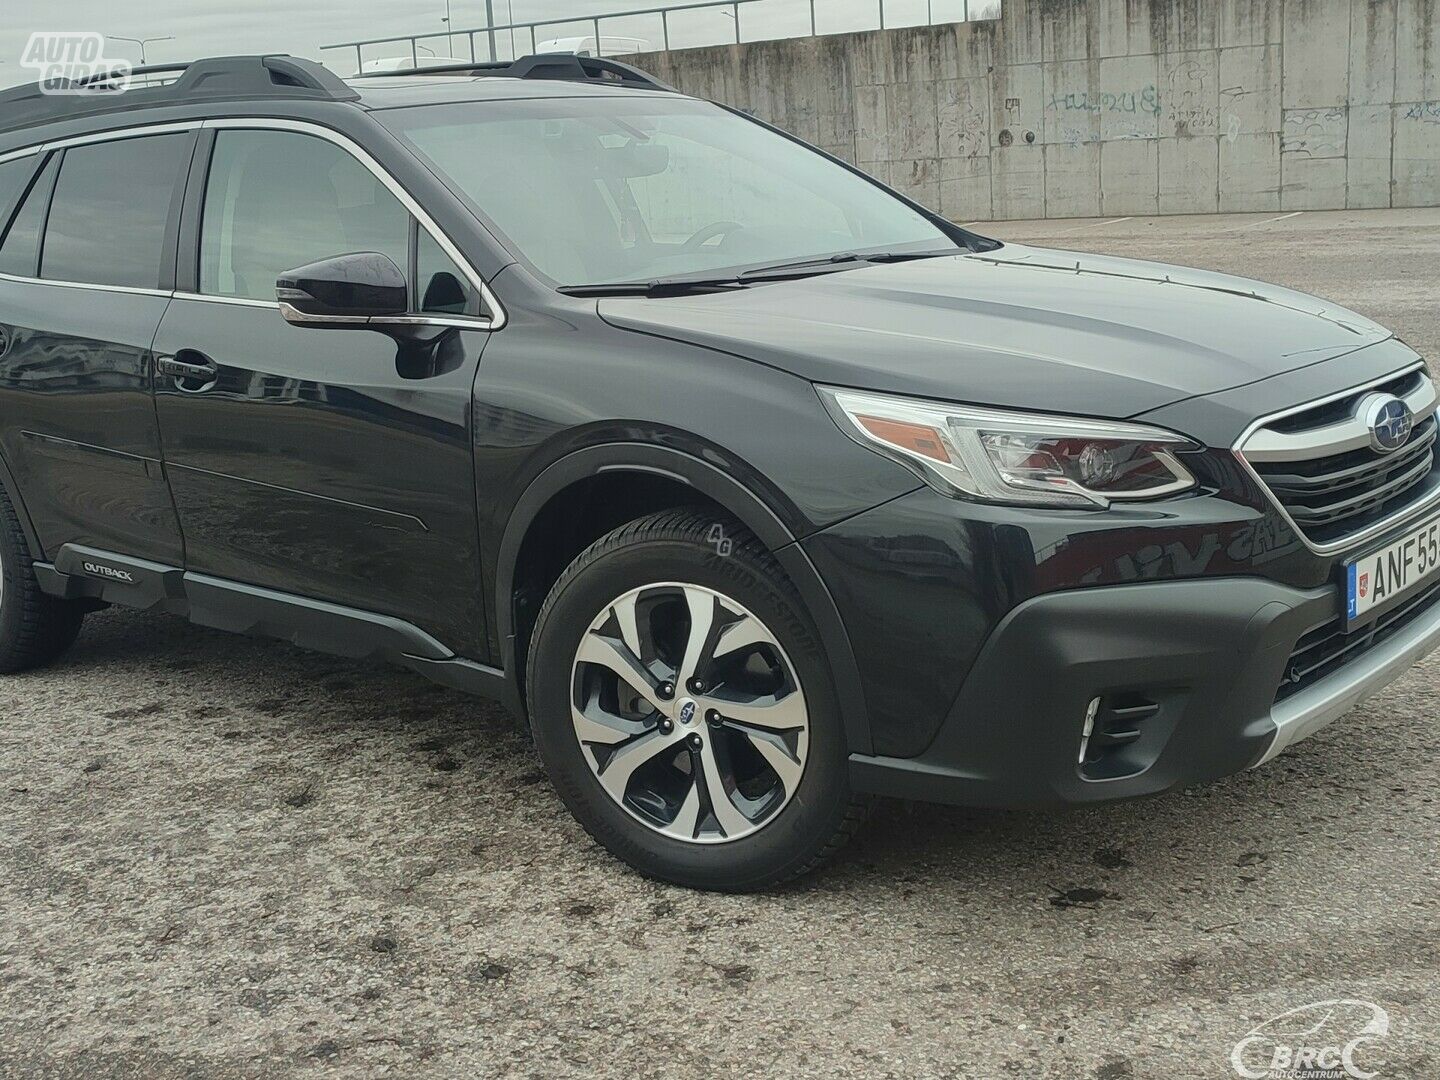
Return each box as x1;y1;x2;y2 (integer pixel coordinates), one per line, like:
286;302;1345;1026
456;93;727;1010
152;123;495;655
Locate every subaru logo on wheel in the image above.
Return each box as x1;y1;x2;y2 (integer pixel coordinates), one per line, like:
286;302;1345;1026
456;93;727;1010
1361;393;1414;453
678;699;697;725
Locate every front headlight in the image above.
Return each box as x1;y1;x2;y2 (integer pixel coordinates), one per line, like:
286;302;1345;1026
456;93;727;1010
819;386;1198;508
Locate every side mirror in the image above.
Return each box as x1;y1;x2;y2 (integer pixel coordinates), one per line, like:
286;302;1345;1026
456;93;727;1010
277;252;407;328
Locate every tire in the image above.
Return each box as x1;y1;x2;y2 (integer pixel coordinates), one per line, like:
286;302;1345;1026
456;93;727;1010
526;508;870;891
0;485;84;674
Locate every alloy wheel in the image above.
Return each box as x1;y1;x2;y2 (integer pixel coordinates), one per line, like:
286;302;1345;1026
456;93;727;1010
570;582;810;843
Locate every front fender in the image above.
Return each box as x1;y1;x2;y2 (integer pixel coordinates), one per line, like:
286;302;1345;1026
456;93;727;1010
495;441;877;756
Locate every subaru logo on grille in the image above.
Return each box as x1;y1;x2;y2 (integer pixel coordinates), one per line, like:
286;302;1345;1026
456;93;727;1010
1361;393;1414;454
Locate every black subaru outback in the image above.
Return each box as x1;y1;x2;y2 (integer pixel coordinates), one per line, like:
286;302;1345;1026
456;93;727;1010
0;55;1435;890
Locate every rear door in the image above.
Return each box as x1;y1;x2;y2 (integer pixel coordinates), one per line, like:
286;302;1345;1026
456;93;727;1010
0;128;194;566
151;121;497;655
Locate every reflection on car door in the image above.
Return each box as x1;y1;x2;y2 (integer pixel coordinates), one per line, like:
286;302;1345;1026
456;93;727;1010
151;124;495;655
0;131;193;566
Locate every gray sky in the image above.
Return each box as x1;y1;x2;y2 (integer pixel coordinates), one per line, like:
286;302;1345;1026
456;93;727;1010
2;0;987;87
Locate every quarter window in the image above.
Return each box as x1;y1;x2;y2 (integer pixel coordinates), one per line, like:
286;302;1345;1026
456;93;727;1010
41;133;190;289
0;156;38;234
0;154;57;279
415;227;480;316
199;130;410;302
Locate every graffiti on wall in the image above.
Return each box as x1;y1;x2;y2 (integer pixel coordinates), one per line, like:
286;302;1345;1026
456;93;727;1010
1403;101;1440;124
1282;107;1347;157
1164;59;1217;136
941;79;990;159
1046;86;1161;117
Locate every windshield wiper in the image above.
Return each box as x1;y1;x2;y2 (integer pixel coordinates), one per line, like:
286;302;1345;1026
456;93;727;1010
557;277;747;298
736;247;964;282
557;248;967;298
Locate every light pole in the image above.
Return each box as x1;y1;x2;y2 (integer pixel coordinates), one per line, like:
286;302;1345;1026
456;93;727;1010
718;6;739;43
440;0;455;58
109;35;174;65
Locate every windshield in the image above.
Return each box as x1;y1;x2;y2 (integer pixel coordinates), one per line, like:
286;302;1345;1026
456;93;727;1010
377;95;957;288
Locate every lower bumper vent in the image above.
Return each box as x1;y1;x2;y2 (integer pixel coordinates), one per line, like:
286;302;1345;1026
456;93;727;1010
1079;692;1162;781
1277;578;1440;704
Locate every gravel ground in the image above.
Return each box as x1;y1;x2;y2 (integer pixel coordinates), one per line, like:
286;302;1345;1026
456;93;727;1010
2;208;1438;1079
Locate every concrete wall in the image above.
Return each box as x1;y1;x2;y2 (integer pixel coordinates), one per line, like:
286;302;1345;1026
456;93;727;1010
630;0;1440;218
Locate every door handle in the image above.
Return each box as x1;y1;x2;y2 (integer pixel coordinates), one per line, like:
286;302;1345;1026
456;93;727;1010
156;351;219;391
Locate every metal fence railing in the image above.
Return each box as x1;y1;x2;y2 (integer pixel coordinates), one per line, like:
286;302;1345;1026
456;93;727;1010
324;0;1000;75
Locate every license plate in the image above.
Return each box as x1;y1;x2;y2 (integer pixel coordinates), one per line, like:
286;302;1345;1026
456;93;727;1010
1347;513;1440;626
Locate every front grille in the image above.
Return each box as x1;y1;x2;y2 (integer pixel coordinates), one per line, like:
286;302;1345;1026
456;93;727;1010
1252;418;1440;545
1276;577;1440;703
1266;369;1422;433
1241;368;1440;548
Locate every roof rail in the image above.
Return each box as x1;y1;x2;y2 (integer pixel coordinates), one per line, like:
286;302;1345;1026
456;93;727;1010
0;56;359;140
357;53;675;92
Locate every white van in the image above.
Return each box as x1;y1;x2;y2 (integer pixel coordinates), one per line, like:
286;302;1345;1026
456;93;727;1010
534;35;652;57
360;54;435;74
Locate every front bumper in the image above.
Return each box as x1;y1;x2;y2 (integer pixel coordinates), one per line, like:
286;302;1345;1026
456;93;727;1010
1260;586;1440;764
846;575;1440;808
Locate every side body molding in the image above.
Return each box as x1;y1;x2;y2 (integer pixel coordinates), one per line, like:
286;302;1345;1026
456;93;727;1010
494;443;874;756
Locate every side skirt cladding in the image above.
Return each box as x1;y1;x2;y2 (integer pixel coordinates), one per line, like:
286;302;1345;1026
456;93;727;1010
36;543;514;708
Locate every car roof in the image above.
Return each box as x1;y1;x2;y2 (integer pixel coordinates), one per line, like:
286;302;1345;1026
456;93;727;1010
0;55;684;151
345;74;675;111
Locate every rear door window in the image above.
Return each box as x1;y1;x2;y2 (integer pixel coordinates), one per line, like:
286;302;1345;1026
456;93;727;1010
40;133;191;290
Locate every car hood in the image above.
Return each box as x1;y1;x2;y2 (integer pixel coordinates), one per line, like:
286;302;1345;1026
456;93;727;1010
597;245;1392;419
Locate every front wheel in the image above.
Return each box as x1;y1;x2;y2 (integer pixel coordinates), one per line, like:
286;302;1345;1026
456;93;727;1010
526;509;868;890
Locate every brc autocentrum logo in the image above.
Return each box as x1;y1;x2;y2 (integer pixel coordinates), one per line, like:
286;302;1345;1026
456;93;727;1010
1231;1000;1390;1080
20;32;131;93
